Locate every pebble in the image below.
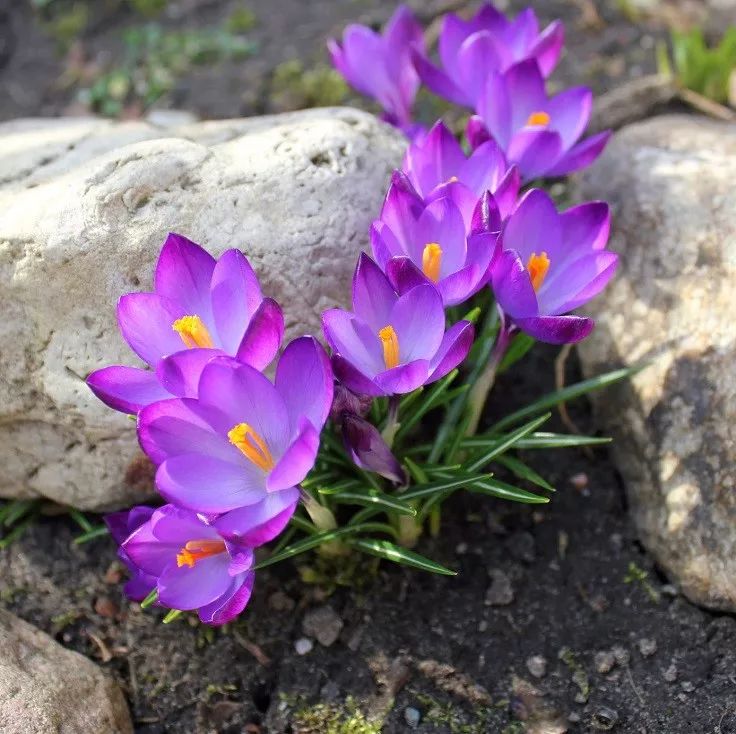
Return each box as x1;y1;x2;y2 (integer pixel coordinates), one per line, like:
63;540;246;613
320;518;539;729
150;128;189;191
294;637;313;656
663;663;678;683
455;542;468;555
268;591;295;611
302;605;343;647
681;680;695;693
404;707;421;728
638;638;657;657
93;596;118;619
526;654;547;679
592;706;619;730
595;650;616;674
485;569;514;606
320;681;340;701
570;472;589;490
612;645;630;666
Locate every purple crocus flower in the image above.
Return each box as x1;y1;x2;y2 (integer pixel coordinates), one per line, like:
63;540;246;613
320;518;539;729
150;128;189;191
87;233;284;414
341;413;406;484
322;254;474;396
491;189;617;344
120;495;297;625
413;3;563;108
328;4;425;131
402;120;519;219
471;59;611;181
138;337;333;514
105;506;156;602
371;174;499;307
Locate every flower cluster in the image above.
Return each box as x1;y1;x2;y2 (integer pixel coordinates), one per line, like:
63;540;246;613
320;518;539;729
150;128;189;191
91;3;619;627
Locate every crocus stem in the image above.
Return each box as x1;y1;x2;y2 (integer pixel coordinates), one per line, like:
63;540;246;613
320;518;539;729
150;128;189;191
465;313;514;437
300;489;337;531
381;395;401;448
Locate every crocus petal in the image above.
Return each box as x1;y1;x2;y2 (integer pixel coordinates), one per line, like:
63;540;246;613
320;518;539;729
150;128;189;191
117;293;187;366
374;359;430;394
122;516;176;576
157;454;266;513
198;357;290;453
491;249;538;319
352;252;398;328
124;574;156;602
154;233;216;321
371;222;402;270
541;252;619;315
322;310;383;377
477;73;512;148
560;201;611;254
459;139;508;195
214;487;300;545
236;298;284;370
428;320;475;381
158;553;233;610
339;25;387;98
437;266;482;306
515;315;594;344
149;505;221;544
470;190;502;234
456;31;505;105
545;130;612;177
403;120;466;196
266;418;320;492
386;256;431;295
546;87;592;149
411;49;468;106
138;397;235;465
198;572;255;626
507;128;564;181
275;336;333;433
466;115;492;150
502;188;562;261
530;20;564;77
156;348;221;399
87;365;170;415
105;506;155;545
226;547;255;576
331;355;384;397
493;166;521;220
414;197;467;273
505;59;547;131
390;284;446;362
210;248;263;355
342;413;406;483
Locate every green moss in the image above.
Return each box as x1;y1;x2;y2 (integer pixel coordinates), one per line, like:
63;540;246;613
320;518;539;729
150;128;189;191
292;697;380;734
228;5;257;33
624;561;661;603
271;60;349;110
412;691;493;734
129;0;167;17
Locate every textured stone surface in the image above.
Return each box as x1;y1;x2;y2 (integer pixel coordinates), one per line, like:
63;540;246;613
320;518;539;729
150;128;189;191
0;108;404;510
0;608;132;733
577;114;736;611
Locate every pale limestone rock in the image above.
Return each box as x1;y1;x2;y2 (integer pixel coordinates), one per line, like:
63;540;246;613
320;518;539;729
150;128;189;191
0;108;405;510
577;115;736;611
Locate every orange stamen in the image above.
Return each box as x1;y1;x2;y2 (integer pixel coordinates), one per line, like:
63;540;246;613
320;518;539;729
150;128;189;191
422;243;443;283
176;539;226;568
378;325;400;370
526;111;551;127
228;423;275;471
526;251;550;291
172;315;214;349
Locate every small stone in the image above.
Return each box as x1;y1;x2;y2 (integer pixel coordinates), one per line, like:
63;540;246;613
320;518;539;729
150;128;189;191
404;706;421;728
612;645;630;666
268;591;295;612
294;637;313;656
93;596;118;619
526;655;547;679
569;472;589;490
485;569;514;606
609;533;623;551
302;605;343;647
569;712;582;723
103;563;123;585
591;706;619;730
638;638;657;657
320;681;340;701
506;531;536;563
663;663;678;682
455;542;468;555
595;650;616;674
478;620;488;632
681;680;695;693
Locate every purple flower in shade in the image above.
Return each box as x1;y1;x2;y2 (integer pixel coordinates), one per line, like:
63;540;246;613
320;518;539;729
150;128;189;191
491;189;617;344
120;494;297;625
370;174;499;307
138;337;333;515
322;254;475;396
87;233;284;415
402;121;520;218
105;506;156;602
341;413;406;484
412;3;563;108
470;59;611;181
328;4;425;131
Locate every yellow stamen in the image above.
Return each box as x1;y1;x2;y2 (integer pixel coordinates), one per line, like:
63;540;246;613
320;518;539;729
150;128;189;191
172;315;214;349
526;111;551;127
176;539;226;568
228;423;275;471
526;251;550;291
422;242;443;283
378;325;400;370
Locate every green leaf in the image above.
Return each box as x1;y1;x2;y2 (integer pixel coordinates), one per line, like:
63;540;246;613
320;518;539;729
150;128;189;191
395;369;459;443
73;525;110;544
495;454;555;492
513;432;612;449
315;478;363;495
401;473;493;501
347;538;456;576
329;488;417;516
463;413;551;472
490;364;643;433
301;471;337;488
498;332;536;373
163;609;183;624
467;478;549;504
403;456;429;484
68;509;94;533
254;522;397;570
1;499;40;527
140;589;159;609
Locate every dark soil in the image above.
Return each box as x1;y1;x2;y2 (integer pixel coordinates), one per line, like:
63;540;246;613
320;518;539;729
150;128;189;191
1;1;734;733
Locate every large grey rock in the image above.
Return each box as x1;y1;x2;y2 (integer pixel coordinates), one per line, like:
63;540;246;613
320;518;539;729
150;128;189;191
0;609;132;733
0;108;405;510
577;114;736;611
